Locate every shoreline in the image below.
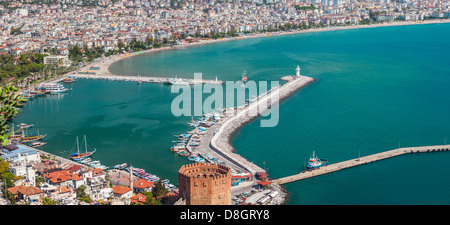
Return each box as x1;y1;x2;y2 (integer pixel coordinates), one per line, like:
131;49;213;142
93;19;450;78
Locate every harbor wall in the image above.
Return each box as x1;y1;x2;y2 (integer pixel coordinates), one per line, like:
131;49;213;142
275;145;450;185
210;75;315;175
72;74;222;85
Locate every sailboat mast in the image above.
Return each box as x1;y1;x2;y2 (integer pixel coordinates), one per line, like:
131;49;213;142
84;135;88;153
76;136;79;154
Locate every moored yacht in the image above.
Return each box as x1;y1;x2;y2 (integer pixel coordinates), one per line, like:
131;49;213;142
38;83;68;93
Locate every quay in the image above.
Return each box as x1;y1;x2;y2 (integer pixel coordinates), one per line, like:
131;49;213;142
68;74;223;85
275;144;450;185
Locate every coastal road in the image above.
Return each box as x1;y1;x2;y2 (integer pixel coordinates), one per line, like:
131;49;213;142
190;118;248;174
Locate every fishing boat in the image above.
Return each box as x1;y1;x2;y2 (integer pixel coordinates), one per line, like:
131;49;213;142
62;77;76;83
188;154;199;161
304;151;328;170
172;79;190;85
195;157;206;163
69;135;96;161
190;141;200;146
29;141;46;148
177;150;190;156
170;143;186;152
114;163;127;169
80;158;92;164
163;78;174;85
241;70;248;83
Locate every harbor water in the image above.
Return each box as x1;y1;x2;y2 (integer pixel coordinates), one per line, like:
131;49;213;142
17;23;450;204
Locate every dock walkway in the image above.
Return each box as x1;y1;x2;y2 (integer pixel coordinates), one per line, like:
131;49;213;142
275;145;450;185
71;74;223;85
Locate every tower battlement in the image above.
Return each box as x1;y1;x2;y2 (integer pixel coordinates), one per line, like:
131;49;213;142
178;163;231;205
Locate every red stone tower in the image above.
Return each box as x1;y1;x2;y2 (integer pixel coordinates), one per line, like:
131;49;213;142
178;162;231;205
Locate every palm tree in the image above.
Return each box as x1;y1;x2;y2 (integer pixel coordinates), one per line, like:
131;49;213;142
0;85;23;146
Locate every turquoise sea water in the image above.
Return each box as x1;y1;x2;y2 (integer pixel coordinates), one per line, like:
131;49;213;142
17;23;450;204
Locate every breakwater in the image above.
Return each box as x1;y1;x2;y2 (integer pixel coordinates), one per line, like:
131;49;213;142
275;144;450;185
71;74;223;85
210;75;315;175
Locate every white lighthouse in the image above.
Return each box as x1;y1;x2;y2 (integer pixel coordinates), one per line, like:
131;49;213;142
295;63;301;78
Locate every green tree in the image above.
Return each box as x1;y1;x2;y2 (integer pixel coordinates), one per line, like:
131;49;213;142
0;158;9;178
0;85;24;146
151;180;169;199
68;45;83;63
76;185;92;203
42;197;59;205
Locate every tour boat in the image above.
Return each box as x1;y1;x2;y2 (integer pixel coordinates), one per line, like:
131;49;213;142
69;135;96;161
9;123;24;142
9;135;23;142
38;83;68;93
305;151;328;170
21;134;47;143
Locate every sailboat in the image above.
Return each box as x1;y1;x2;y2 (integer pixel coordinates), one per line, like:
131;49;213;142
9;123;23;142
69;135;96;161
18;124;46;144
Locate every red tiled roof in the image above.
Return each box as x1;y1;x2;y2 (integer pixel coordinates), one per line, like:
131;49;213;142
134;178;154;189
257;180;272;186
72;173;83;181
8;186;43;196
130;193;147;204
56;186;71;193
67;165;82;172
90;168;105;176
44;171;73;183
112;185;131;195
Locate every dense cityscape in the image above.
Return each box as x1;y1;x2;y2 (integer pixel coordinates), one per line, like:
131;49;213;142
1;0;450;62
